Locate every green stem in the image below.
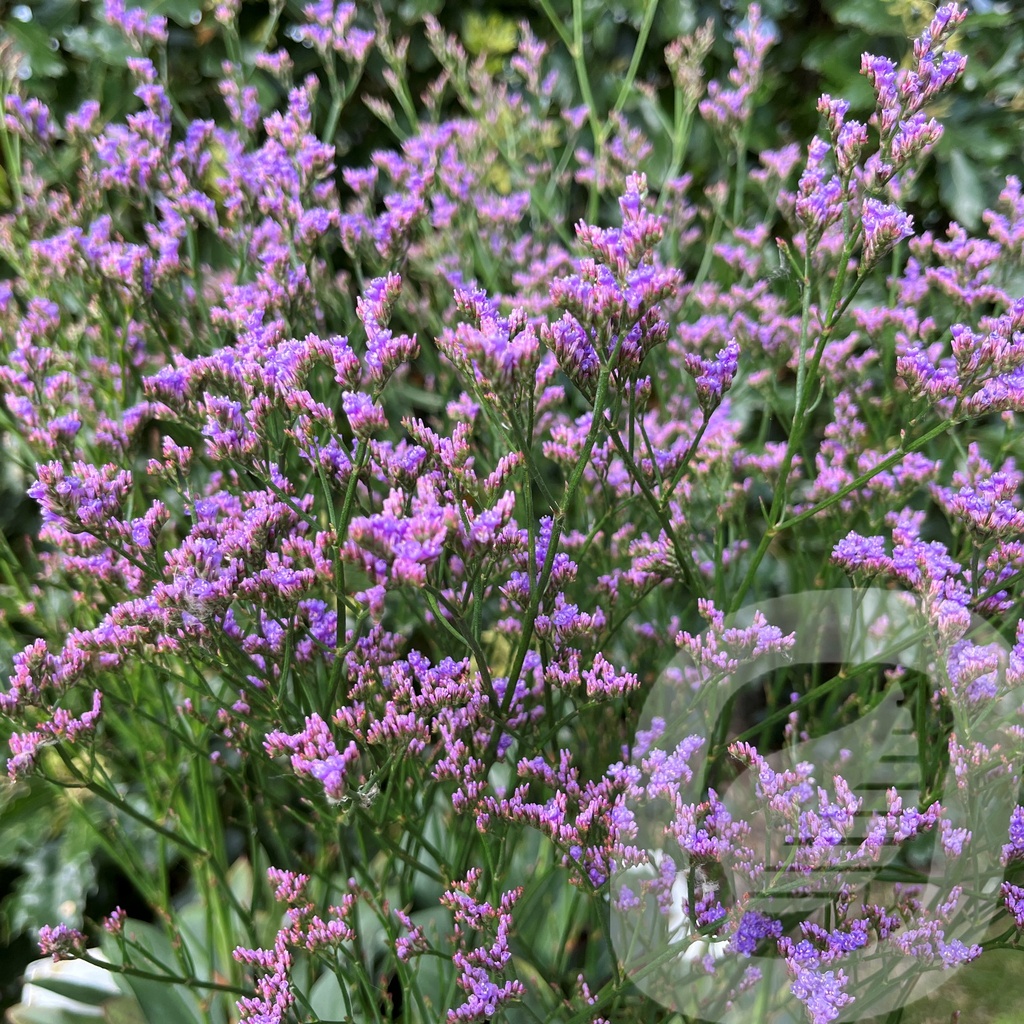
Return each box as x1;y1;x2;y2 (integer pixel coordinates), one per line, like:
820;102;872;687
657;95;695;219
728;224;875;613
610;0;661;122
485;356;619;761
776;418;952;531
681;207;725;319
605;424;703;594
49;747;210;859
732;123;750;225
571;0;605;222
76;950;249;996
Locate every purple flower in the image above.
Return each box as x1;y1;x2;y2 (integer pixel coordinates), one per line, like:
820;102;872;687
342;391;387;437
860;4;966;189
264;715;361;803
439;291;542;405
234;932;294;1023
862;198;914;267
38;924;87;962
700;5;778;139
829;111;868;178
394;909;427;961
795;137;842;243
104;0;168;46
546;313;599;389
788;963;854;1024
1002;806;1024;865
441;874;525;1022
356;274;419;387
676;599;795;678
731;910;783;956
296;2;375;61
1002;882;1024;929
684;339;740;415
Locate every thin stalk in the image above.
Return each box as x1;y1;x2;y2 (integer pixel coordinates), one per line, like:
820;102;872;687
75;949;249;996
49;747;209;858
570;0;606;223
776;418;951;531
732;123;750;225
728;225;878;612
485;350;620;762
610;0;661;121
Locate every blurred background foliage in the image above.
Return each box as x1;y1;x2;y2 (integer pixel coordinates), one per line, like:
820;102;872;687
0;0;1023;1012
2;0;1022;230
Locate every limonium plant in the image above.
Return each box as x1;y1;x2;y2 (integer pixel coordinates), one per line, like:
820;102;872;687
3;2;1024;1023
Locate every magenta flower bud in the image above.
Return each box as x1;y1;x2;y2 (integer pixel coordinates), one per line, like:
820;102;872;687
104;0;168;46
38;924;87;962
700;4;777;139
684;339;740;416
546;313;599;389
861;198;914;268
795;137;842;242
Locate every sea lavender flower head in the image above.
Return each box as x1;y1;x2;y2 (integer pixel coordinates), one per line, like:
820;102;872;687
788;962;854;1024
909;5;969;109
665;20;715;111
795;136;842;244
817;94;867;179
38;924;87;962
441;875;525;1022
699;4;777;140
684;339;740;417
104;0;168;47
574;173;666;274
439;287;541;407
264;715;361;803
356;274;418;387
295;1;375;63
1002;805;1024;865
861;198;914;270
545;312;599;392
861;3;966;184
1003;882;1024;930
549;177;679;387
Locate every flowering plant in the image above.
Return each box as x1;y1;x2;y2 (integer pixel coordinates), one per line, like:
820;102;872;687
4;2;1024;1023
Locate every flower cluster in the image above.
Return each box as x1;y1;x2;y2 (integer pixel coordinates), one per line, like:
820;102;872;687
233;869;357;1024
440;873;525;1022
3;3;1024;1023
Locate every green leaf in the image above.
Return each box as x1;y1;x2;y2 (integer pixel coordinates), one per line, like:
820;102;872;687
16;0;79;33
149;0;203;27
941;150;985;230
60;25;135;66
7;814;98;937
6;1008;110;1024
309;969;360;1020
461;12;517;57
0;780;61;865
103;997;149;1024
227;856;254;908
5;20;67;80
507;955;561;1023
822;0;902;34
22;975;118;1007
98;920;205;1024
